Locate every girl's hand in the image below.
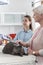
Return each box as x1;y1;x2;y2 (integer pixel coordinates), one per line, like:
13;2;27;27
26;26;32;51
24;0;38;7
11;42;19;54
15;40;22;44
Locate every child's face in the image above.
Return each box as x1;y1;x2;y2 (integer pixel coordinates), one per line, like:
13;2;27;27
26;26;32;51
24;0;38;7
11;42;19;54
22;17;31;28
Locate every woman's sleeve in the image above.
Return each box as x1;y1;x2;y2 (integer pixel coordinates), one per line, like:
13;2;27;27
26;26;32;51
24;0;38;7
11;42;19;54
27;29;39;48
26;31;33;43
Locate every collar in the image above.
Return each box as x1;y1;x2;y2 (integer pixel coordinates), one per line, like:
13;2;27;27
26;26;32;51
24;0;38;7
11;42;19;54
22;29;32;33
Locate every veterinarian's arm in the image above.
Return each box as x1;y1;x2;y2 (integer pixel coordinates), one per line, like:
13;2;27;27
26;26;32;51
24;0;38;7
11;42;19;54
38;49;43;56
33;49;43;56
27;48;43;56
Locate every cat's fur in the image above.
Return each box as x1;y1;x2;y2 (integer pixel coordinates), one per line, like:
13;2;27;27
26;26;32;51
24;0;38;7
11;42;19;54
2;42;24;56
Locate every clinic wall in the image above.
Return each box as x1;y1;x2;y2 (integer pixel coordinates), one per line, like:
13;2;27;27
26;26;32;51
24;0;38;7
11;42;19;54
0;0;33;35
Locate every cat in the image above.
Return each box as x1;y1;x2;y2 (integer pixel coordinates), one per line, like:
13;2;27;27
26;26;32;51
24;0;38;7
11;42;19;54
2;42;24;56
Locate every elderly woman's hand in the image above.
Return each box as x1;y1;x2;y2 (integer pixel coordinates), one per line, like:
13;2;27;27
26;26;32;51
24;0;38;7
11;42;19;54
27;48;39;55
34;51;39;56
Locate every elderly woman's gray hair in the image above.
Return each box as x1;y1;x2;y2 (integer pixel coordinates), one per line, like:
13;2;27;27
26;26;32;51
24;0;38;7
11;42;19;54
33;0;43;14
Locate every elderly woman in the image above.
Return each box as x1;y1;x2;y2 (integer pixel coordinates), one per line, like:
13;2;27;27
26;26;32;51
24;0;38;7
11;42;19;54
17;1;43;65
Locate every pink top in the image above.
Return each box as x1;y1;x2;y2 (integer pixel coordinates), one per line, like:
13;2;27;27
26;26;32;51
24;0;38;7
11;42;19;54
30;27;43;65
32;27;43;51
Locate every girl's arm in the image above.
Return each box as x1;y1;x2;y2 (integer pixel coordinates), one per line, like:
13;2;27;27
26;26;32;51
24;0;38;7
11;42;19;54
18;41;30;47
